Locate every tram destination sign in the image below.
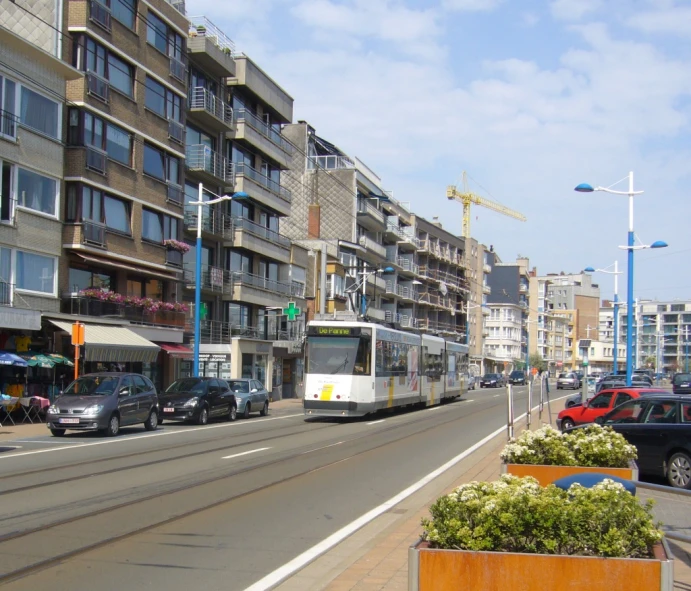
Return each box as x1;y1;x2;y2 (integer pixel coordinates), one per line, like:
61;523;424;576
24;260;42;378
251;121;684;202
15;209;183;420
307;326;362;337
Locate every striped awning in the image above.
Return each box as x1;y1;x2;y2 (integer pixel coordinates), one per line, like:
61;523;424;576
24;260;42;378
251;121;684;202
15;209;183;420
50;321;160;363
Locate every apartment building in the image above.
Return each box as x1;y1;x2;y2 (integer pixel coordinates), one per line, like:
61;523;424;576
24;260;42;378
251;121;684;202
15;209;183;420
528;275;571;375
631;300;691;373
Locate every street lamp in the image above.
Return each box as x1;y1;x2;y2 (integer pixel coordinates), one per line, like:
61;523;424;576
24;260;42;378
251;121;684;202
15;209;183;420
189;183;248;377
344;266;395;318
584;261;622;374
575;171;668;386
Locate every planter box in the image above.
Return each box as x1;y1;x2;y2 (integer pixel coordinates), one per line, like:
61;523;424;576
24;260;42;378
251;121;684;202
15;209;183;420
408;538;673;591
501;460;638;487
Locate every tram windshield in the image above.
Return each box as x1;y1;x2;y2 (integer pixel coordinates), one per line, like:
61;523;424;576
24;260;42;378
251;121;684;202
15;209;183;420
307;336;371;375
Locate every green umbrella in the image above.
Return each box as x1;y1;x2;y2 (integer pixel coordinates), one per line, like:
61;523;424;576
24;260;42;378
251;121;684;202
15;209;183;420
48;354;74;367
24;354;56;368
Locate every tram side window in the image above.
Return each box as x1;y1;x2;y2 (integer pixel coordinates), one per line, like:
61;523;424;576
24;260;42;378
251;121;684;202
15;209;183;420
375;340;410;377
423;347;443;382
353;337;371;375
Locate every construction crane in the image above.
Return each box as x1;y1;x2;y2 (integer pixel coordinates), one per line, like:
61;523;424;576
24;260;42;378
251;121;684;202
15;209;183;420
447;171;527;238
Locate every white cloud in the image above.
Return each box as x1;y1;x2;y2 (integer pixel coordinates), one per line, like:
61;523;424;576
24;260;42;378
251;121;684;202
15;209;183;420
441;0;503;11
550;0;602;21
626;6;691;36
521;12;540;27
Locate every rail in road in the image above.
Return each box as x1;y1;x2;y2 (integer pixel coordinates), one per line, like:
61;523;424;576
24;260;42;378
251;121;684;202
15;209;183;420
0;387;535;590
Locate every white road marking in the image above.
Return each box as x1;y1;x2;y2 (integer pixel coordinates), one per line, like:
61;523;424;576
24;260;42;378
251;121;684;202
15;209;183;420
466;399;475;403
366;419;385;425
493;394;500;397
222;447;270;460
301;441;344;455
426;405;442;411
0;413;304;460
243;395;572;591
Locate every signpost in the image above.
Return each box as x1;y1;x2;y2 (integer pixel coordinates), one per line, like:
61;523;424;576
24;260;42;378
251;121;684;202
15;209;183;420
283;302;301;322
71;322;85;380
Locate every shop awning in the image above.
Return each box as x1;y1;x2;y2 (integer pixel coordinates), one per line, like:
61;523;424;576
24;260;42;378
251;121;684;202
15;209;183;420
74;253;180;281
50;321;160;363
160;344;193;358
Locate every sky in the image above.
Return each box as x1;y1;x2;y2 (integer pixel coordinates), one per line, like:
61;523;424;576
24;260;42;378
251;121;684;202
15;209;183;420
187;0;691;303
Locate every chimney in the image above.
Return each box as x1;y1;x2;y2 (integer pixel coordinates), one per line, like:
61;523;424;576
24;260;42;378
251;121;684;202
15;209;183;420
308;204;321;239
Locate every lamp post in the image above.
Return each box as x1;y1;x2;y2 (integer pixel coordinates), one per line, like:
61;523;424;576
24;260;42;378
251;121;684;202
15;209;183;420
345;266;395;319
575;172;667;386
584;261;622;374
189;183;248;377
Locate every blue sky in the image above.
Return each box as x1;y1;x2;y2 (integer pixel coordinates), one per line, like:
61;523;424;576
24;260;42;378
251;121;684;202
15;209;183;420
188;0;691;302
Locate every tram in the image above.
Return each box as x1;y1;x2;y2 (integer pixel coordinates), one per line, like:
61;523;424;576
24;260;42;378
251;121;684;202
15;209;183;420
303;321;469;417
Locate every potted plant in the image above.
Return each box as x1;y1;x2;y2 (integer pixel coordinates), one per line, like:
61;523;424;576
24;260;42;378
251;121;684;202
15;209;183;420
409;474;673;590
500;424;638;485
163;239;191;254
196;24;206;36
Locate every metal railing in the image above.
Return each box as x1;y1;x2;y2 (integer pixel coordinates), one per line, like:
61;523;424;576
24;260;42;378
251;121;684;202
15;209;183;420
86;70;109;103
185;144;233;184
397;257;419;274
358;235;386;258
357;199;385;225
183;265;228;293
231;271;295;297
308;155;355;170
234;109;294;154
397;285;418;300
89;0;111;31
189;87;233;125
81;220;106;247
85;145;107;174
0;108;16;139
63;295;186;328
165;249;183;267
235;163;291;202
167;183;184;206
366;274;387;291
168;119;184;144
232;217;291;249
187;16;237;56
184;205;234;239
169;56;186;83
0;282;13;306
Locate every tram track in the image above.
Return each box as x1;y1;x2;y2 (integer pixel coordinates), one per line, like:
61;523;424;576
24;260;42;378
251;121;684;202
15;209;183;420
0;392;522;585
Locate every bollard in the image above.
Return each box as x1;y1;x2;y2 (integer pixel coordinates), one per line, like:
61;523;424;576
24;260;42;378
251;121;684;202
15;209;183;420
506;383;514;440
538;375;544;422
527;379;532;430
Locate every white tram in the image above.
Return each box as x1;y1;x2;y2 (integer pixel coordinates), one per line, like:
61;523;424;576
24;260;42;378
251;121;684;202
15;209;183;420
303;321;469;417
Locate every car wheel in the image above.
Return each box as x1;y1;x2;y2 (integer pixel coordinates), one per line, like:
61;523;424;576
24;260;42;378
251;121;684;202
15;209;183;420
197;406;209;426
144;409;158;431
260;401;269;417
105;414;120;437
50;428;66;437
667;452;691;489
561;418;575;431
228;403;237;422
243;403;251;419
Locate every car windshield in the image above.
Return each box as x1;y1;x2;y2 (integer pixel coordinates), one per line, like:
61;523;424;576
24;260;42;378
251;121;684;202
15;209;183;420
674;374;691;384
227;380;250;394
483;374;496;379
165;379;207;394
63;376;120;396
558;374;570;379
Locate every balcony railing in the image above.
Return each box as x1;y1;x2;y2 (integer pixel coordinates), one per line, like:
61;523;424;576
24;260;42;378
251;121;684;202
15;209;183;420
89;0;111;31
165;249;183;267
309;155;355;170
358;235;386;258
86;70;109;103
62;296;185;328
167;183;184;206
0;108;17;139
189;86;233;125
235;163;291;202
231;271;296;297
188;16;237;56
168;120;184;144
183;264;228;293
232;216;291;249
397;285;418;300
169;56;186;83
397;257;419;274
0;282;13;306
384;311;418;329
184;206;233;239
185;144;233;184
81;220;106;247
235;109;294;154
85;145;107;174
357;199;385;225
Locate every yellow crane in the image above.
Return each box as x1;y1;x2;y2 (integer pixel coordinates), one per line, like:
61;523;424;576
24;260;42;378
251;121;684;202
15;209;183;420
447;171;527;238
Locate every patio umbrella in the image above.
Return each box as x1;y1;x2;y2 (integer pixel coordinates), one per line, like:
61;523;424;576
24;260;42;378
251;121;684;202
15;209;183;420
24;354;57;368
0;352;28;366
48;354;74;367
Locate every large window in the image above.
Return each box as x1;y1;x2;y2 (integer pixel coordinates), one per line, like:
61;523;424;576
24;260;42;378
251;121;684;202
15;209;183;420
146;13;168;53
17;168;58;216
76;36;134;98
16;250;56;295
69;110;132;166
142;208;178;243
228;251;252;273
144;76;182;122
104;195;130;234
0;75;17;139
20;87;59;139
68;267;113;292
143;143;180;184
107;53;134;97
0;161;13;222
307;335;371;375
66;184;131;235
376;339;411;377
94;0;136;29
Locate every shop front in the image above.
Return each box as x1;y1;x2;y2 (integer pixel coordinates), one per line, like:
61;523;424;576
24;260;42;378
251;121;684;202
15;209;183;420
272;339;305;400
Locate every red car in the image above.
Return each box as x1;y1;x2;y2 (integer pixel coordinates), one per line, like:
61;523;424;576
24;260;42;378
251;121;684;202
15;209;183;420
556;388;667;431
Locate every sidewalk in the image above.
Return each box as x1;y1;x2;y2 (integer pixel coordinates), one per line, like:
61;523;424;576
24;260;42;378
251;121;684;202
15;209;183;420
277;399;691;591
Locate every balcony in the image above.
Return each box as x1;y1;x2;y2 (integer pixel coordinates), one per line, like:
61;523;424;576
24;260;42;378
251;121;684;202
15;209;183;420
227;271;305;308
483;263;492;274
228;56;293;123
199;320;262;344
366;273;387;291
232;109;294;169
167;182;184;206
169;56;186;83
482;284;491;295
62;295;185;329
519;284;528;293
187;16;236;78
188;87;233;131
234;163;291;217
358;235;386;260
168;120;184;145
357;199;386;230
89;0;111;31
183;265;228;294
183;206;233;240
86;70;109;103
165;249;183;268
397;257;419;276
227;217;291;264
81;220;107;248
185;144;233;186
397;285;418;301
367;307;387;322
385;280;398;296
310;155;354;171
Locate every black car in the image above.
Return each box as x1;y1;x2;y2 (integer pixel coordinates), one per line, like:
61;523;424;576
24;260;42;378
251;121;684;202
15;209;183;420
480;373;505;388
508;370;526;385
596;393;691;488
596;375;651;393
159;377;236;425
672;373;691;395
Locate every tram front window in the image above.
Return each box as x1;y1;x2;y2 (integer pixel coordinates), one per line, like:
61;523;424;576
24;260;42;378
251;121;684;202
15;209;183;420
307;336;370;375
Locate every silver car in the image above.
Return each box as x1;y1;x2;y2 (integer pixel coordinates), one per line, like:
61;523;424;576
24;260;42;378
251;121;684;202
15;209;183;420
226;379;269;419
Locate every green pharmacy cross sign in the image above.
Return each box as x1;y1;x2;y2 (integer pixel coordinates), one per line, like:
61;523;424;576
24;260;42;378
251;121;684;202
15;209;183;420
283;301;301;322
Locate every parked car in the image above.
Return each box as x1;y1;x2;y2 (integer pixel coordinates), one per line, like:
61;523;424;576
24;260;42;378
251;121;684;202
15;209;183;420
557;388;667;431
46;372;158;437
508;370;527;385
226;379;270;418
564;377;598;408
556;372;579;390
672;373;691;395
480;373;505;388
596;393;691;488
574;372;584;387
159;377;236;425
595;374;652;393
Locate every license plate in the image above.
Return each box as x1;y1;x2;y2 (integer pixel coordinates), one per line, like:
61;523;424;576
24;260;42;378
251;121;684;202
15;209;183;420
163;407;175;413
682;383;690;388
59;418;80;424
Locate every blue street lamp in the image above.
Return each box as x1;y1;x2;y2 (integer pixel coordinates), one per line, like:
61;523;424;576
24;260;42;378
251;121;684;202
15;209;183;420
189;183;248;377
575;172;667;386
584;261;621;374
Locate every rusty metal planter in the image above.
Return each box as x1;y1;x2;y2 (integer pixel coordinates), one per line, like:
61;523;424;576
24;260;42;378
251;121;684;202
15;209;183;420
501;460;638;487
408;538;673;591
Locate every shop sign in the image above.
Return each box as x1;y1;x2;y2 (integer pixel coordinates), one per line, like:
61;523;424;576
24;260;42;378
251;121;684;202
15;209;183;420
256;343;270;353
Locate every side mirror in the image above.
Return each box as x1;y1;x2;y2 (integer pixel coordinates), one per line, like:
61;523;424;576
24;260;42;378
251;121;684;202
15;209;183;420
594;416;604;425
251;388;258;393
119;388;129;397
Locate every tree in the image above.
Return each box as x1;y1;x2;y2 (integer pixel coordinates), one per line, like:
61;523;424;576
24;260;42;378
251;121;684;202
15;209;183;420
644;356;656;369
512;358;526;370
529;353;547;372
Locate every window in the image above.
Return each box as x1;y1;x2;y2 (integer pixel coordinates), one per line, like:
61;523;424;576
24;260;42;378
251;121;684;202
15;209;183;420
16;250;56;294
144;76;182;122
1;161;14;222
68;267;113;292
143;143;180;184
230;199;253;220
16;168;58;216
308;335;370;376
227;303;251;327
76;36;134;99
376;339;410;377
104;195;130;234
67;185;131;235
95;0;136;29
0;75;17;139
72;110;132;166
107;53;133;97
643;402;677;424
19;86;59;139
589;393;613;409
146;13;168;54
228;251;252;273
142;208;178;243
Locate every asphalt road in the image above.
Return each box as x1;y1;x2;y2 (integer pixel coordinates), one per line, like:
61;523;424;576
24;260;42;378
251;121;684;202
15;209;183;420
0;384;547;590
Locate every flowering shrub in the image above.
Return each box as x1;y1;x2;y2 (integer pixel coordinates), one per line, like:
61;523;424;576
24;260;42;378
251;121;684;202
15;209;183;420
164;239;190;253
79;289;189;314
500;424;637;468
421;474;662;558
